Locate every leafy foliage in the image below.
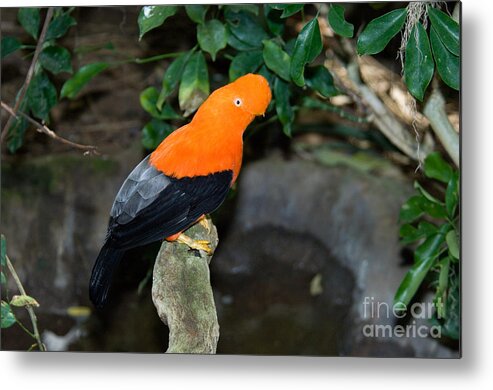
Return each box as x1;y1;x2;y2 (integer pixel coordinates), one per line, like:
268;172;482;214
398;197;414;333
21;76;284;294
44;9;76;41
39;45;73;74
357;8;407;55
430;26;459;90
138;5;178;40
197;19;228;61
136;4;340;143
17;8;41;40
61;62;109;99
357;4;460;100
1;301;16;329
396;153;460;339
404;23;434;101
428;7;459;56
1;36;22;59
290;17;322;87
327;5;354;38
5;7;77;153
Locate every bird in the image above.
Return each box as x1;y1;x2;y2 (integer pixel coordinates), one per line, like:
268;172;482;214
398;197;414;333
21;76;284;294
89;73;272;308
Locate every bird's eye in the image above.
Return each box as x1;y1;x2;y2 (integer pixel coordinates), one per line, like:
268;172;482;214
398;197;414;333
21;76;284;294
234;98;242;107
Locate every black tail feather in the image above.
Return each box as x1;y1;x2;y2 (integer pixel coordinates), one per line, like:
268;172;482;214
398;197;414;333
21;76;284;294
89;242;124;309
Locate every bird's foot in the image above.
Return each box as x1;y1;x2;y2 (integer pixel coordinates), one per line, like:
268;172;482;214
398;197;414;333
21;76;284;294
176;233;213;255
198;216;212;234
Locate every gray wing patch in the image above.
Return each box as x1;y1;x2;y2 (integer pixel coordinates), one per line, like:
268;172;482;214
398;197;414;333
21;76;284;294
110;155;171;224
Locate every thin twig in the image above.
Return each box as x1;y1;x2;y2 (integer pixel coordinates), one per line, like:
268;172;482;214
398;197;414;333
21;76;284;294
1;101;99;155
6;255;46;352
1;7;54;144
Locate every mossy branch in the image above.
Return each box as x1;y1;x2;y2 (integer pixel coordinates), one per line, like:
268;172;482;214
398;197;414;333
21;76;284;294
151;218;220;354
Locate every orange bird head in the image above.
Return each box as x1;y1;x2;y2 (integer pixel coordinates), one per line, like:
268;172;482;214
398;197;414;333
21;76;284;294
192;73;272;131
151;73;272;180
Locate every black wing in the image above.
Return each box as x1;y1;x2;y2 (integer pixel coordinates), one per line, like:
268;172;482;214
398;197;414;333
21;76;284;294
106;155;232;249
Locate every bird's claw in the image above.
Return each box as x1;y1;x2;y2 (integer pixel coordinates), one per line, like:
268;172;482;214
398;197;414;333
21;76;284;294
191;240;213;255
176;234;213;255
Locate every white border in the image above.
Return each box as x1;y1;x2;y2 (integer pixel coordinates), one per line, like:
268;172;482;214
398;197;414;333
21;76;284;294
2;0;493;389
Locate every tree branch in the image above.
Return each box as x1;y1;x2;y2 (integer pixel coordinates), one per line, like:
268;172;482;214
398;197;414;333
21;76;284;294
345;58;431;162
1;101;99;155
1;7;54;144
423;83;460;167
152;218;220;354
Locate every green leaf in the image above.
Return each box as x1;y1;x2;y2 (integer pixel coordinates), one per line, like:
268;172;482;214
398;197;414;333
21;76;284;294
7;115;28;154
0;272;5;285
1;301;16;329
290;17;322;87
1;36;22;59
140;87;161;117
39;45;73;74
400;195;424;223
264;5;285;36
224;5;259;16
430;26;459;90
285;39;296;56
357;8;406;55
446;229;459;260
141;119;174;150
185;5;208;24
138;5;178;40
424;152;453;183
422;200;447;220
428;6;459;56
435;256;450;319
140;87;181;120
157;51;192;110
445;172;459;218
399;221;438;245
274;78;294;137
61;62;109;99
225;10;269;50
262;40;291;82
414;224;449;261
414;181;443;205
276;4;304;19
17;8;40;40
400;194;446;223
394;224;449;307
229;50;263;82
178;51;209;116
328;5;354;38
45;12;76;41
305;66;339;97
159;104;182;120
27;71;57;121
197;19;228;61
10;294;40;308
404;22;434;101
1;235;6;267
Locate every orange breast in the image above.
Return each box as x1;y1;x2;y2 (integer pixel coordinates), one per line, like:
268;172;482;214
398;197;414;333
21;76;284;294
149;123;244;182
